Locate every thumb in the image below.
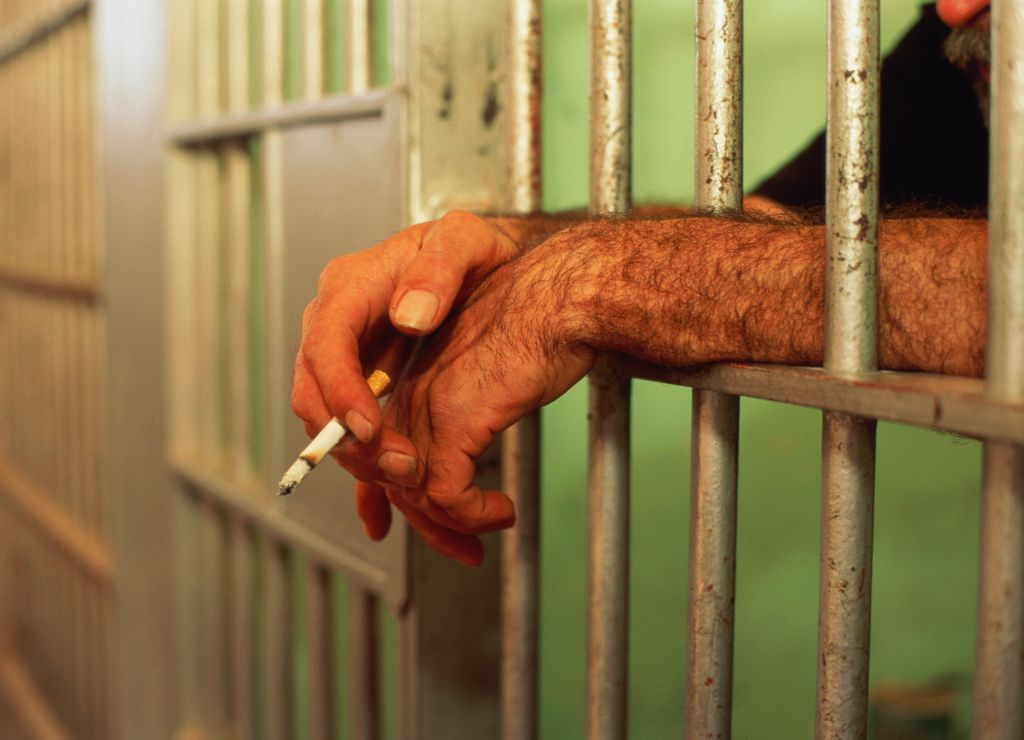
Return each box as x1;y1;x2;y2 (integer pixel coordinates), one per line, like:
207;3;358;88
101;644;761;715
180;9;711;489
389;211;516;335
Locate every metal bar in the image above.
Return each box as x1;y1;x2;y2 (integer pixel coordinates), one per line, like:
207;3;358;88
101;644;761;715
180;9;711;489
0;458;114;583
685;392;739;737
687;0;742;736
622;361;1024;446
197;0;222;116
349;585;381;740
972;1;1024;737
0;0;89;67
227;0;250;112
348;0;371;93
305;563;329;740
507;0;541;215
170;455;392;590
0;654;75;740
305;0;325;98
228;517;255;739
501;1;542;738
586;1;631;738
168;89;388;145
264;0;285;106
226;140;253;480
815;0;879;737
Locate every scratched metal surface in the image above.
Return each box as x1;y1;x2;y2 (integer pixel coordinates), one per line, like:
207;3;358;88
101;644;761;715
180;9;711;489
687;0;743;738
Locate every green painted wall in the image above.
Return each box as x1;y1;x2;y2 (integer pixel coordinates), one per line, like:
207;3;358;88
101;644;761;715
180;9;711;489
537;1;981;738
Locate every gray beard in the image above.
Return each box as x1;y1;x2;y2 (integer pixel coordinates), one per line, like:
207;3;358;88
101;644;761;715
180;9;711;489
943;18;991;127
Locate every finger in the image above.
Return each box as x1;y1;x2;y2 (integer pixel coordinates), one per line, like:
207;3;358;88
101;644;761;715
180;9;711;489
304;311;381;443
355;481;392;540
292;348;333;430
333;426;422;487
421;404;517;530
398;484;513;535
385;488;484;567
390;210;515;334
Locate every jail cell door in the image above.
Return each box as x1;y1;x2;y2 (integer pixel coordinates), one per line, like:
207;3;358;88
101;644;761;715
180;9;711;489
164;0;512;738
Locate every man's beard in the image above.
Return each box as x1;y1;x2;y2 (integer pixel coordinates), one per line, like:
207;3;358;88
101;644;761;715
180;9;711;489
943;13;991;127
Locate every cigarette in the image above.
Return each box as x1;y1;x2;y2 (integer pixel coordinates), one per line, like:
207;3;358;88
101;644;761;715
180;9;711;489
277;369;392;496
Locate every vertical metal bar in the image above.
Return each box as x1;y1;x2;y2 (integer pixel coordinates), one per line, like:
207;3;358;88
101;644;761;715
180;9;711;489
816;0;879;737
228;518;255;739
507;0;541;215
226;140;253;480
686;1;742;737
972;1;1024;737
586;2;631;738
197;0;222;116
349;585;381;740
348;0;371;93
304;0;325;98
264;0;286;106
227;0;250;113
501;1;541;739
305;563;329;740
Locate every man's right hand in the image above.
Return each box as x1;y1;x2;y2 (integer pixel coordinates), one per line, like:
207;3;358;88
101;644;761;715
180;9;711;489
291;210;521;536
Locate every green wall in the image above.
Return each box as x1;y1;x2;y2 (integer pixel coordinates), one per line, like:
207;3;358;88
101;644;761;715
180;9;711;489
537;1;981;738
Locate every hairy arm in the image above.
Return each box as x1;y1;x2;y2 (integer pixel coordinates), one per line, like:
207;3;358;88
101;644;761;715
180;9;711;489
299;209;988;564
539;214;987;376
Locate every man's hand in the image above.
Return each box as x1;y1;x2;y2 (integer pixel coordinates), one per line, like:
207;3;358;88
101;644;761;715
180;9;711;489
333;244;598;565
291;209;579;543
295;208;987;566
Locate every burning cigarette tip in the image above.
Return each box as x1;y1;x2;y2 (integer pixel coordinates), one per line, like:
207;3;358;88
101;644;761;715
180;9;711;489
275;370;393;497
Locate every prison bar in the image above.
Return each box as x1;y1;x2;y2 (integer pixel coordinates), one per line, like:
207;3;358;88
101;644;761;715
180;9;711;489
586;3;632;739
973;1;1024;737
305;0;325;99
686;0;743;736
0;0;88;67
816;0;880;737
500;1;543;738
349;0;372;94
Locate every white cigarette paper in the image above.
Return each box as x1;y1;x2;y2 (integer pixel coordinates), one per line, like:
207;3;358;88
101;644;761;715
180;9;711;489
277;369;392;496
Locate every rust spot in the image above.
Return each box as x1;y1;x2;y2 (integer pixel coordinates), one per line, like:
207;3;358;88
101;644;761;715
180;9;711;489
438;79;453;120
705;677;715;686
481;80;500;127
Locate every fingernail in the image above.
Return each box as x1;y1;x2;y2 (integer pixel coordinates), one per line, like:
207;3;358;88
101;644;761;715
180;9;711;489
377;451;419;485
394;289;440;331
344;410;373;443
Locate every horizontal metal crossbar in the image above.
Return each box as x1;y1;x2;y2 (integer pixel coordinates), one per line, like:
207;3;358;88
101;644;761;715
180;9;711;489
0;0;89;67
623;360;1024;444
168;90;390;146
0;653;75;740
169;454;392;597
0;264;101;303
0;458;113;583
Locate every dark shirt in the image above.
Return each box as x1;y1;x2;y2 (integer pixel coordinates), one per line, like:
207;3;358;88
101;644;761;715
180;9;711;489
754;3;988;209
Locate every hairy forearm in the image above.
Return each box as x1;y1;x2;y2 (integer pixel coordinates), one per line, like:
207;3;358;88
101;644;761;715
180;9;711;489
531;215;987;377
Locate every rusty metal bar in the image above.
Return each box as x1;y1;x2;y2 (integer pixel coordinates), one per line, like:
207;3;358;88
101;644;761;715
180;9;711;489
620;362;1024;446
815;0;880;737
972;1;1024;737
686;0;742;736
586;1;632;737
586;2;632;737
500;1;542;738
